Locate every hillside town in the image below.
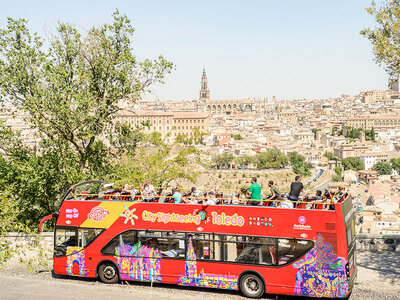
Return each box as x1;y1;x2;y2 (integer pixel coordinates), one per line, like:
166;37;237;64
2;68;400;235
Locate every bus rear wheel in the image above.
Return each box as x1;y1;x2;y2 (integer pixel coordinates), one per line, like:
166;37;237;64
239;273;265;298
98;262;119;284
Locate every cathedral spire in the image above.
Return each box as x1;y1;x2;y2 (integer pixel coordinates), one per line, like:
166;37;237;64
200;67;210;101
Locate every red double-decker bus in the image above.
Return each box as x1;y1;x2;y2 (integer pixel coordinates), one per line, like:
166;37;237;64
41;180;356;298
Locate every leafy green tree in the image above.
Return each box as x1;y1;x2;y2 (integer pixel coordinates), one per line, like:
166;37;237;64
371;127;376;141
109;132;200;188
255;148;288;169
332;166;343;182
342;157;365;171
390;158;400;173
0;12;173;229
232;133;243;140
331;127;336;136
288;151;305;165
312;128;321;139
212;152;234;169
235;155;254;167
0;13;173;170
361;1;400;82
372;162;393;175
324;151;336;161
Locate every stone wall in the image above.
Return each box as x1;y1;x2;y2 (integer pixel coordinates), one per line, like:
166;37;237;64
356;234;400;252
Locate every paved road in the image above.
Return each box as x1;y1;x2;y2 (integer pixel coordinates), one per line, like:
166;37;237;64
1;252;399;300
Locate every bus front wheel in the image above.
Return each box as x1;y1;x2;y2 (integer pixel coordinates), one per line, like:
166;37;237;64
239;273;265;298
98;262;119;284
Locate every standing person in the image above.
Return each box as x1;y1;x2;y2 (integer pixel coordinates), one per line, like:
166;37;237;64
248;177;261;206
141;179;156;202
288;176;304;207
266;181;282;207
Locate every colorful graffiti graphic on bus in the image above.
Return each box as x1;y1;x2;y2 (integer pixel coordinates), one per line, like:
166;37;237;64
66;247;87;277
115;242;162;282
177;238;238;290
293;234;348;298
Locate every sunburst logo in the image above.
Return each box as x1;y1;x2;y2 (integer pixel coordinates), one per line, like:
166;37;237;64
119;205;138;225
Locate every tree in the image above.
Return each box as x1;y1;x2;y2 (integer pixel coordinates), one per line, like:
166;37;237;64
0;13;173;170
332;166;343;182
232;133;243;140
331;127;336;136
108;132;200;188
235;155;254;168
324;151;336;161
212;152;234;169
0;12;173;229
255;148;288;169
390;157;400;173
371;127;376;141
288;151;305;166
312;128;321;139
361;1;400;83
372;162;392;175
342;157;365;171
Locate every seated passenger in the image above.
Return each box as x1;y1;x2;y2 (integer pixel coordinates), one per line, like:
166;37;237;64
103;183;115;200
141;179;156;202
173;188;183;204
205;191;217;205
188;187;202;204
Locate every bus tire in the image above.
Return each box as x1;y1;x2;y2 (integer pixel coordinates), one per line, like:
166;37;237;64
98;262;119;284
239;273;265;298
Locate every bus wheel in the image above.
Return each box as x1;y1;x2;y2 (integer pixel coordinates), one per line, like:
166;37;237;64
98;263;119;284
239;273;265;298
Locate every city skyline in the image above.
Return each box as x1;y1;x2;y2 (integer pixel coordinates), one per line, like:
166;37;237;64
0;0;389;101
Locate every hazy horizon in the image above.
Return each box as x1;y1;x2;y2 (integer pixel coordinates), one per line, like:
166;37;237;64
0;0;389;101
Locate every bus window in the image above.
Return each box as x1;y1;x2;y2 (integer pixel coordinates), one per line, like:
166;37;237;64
138;231;186;259
102;230;138;256
55;227;77;257
78;228;104;248
227;236;276;265
277;239;314;265
189;233;221;261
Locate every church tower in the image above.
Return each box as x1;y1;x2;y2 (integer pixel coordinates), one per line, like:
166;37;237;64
199;67;210;101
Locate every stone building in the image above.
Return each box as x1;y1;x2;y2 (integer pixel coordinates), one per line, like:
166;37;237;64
114;110;209;143
196;68;268;114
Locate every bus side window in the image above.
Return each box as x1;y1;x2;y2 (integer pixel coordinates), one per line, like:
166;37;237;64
102;230;138;256
225;236;275;265
78;228;104;248
277;239;314;265
190;234;221;261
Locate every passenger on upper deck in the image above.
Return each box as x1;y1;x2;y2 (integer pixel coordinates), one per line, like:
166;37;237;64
141;179;156;202
173;187;182;204
288;176;304;207
188;187;202;204
248;177;261;206
265;181;282;207
205;191;217;205
103;183;115;200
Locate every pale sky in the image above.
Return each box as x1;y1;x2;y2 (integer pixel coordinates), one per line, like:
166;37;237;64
0;0;388;101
